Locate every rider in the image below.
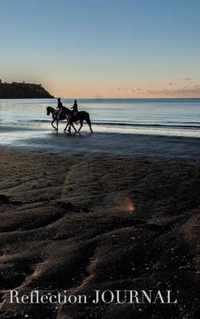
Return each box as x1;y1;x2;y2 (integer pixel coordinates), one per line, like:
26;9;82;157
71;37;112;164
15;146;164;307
56;98;64;119
71;99;79;117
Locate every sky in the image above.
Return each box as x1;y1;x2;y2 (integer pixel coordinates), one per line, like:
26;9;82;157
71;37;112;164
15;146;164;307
0;0;200;98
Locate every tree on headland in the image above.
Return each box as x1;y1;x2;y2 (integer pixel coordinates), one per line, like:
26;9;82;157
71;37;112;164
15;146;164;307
0;80;54;98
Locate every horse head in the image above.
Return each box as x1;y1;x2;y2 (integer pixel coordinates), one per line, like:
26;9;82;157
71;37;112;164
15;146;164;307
46;106;54;116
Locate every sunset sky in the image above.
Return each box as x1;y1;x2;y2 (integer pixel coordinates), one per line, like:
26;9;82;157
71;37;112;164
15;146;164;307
0;0;200;98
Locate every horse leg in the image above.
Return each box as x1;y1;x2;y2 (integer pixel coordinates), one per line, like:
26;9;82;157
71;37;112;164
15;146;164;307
66;119;72;135
87;117;93;134
78;120;83;133
68;125;72;135
71;122;78;134
51;120;55;129
65;123;74;135
65;118;73;135
66;118;77;135
64;120;69;133
51;119;57;130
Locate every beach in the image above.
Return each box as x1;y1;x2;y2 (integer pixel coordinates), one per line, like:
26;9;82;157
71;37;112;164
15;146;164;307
0;143;199;319
0;97;200;318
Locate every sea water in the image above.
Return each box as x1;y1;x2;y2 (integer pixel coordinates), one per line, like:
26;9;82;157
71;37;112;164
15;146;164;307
0;98;200;146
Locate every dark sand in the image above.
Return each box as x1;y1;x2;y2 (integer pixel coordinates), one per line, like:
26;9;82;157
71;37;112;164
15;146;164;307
0;147;199;318
2;129;200;159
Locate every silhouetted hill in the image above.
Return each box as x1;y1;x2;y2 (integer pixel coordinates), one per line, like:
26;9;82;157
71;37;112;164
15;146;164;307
0;80;53;98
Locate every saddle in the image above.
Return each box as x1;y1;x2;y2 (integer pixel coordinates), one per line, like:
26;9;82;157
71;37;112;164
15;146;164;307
56;109;65;120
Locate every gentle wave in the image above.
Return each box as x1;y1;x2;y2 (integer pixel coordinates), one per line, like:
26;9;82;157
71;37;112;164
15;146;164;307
22;119;200;129
93;122;200;129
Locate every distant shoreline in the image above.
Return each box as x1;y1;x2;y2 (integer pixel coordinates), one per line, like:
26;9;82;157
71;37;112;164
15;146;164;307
0;81;54;99
0;97;54;99
1;97;200;100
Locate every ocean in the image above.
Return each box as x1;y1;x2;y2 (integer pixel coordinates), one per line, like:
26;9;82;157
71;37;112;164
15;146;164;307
1;98;200;147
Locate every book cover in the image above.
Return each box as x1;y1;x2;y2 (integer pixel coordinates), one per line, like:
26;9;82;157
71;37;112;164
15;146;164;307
0;1;199;318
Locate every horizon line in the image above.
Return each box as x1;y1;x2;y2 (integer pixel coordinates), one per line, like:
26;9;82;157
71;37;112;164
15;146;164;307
57;97;200;99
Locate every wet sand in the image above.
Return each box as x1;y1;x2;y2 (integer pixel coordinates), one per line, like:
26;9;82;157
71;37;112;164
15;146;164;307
0;147;199;318
2;129;200;159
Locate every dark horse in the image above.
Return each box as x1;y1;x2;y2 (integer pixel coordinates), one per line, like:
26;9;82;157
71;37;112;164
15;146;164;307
46;106;93;134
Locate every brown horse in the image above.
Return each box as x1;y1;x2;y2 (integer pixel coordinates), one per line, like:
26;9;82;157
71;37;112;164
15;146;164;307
46;106;93;134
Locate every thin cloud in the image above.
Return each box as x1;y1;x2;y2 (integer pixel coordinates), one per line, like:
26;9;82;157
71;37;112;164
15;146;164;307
147;85;200;97
115;84;200;97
